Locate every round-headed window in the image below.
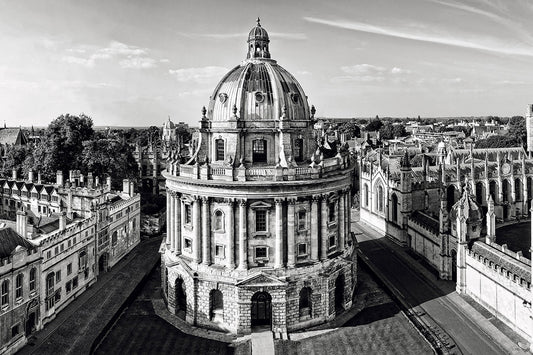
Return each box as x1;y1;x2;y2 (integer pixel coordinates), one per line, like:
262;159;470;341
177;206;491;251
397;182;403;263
219;93;228;103
290;93;299;104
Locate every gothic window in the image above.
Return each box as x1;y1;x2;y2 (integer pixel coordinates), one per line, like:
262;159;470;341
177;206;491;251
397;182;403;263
214;210;224;231
294;138;304;162
297;210;306;230
29;268;36;291
391;193;398;223
364;184;369;207
1;280;9;306
377;185;384;212
255;210;267;232
15;274;23;299
215;139;225;161
252;139;267;163
46;273;55;297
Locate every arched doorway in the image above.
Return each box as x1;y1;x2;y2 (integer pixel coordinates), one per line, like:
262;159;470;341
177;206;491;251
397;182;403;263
25;312;36;335
335;274;345;312
251;291;272;327
451;250;457;281
175;278;187;318
210;289;224;322
98;253;109;273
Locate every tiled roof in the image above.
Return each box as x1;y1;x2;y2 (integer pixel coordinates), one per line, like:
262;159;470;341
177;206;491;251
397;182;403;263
0;228;35;258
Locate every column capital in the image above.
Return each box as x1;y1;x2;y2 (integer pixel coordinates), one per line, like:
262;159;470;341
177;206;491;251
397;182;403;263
312;194;322;202
238;198;247;206
225;197;235;205
201;196;210;203
274;197;285;204
287;197;297;205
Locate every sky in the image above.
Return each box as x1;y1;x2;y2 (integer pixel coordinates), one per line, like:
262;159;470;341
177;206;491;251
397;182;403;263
1;0;533;127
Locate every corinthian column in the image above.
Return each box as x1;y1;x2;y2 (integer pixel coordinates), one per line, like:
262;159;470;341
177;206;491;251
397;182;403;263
201;197;210;265
287;198;296;268
193;197;201;263
175;194;181;255
238;199;248;270
321;195;328;261
311;196;319;261
274;198;284;268
169;192;175;251
339;191;345;250
227;199;235;269
166;190;171;246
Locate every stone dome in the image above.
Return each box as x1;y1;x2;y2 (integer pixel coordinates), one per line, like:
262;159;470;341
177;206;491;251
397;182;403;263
206;19;310;123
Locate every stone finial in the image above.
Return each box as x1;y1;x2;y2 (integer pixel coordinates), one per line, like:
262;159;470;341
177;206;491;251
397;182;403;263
232;104;238;117
256;17;261;26
201;106;207;118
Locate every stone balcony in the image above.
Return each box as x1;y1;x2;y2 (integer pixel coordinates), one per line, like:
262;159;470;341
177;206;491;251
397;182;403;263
166;154;353;182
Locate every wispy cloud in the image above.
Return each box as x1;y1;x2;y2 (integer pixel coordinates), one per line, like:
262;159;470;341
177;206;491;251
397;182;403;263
62;41;158;69
177;88;212;98
333;64;411;83
169;66;229;83
180;32;307;40
303;16;533;57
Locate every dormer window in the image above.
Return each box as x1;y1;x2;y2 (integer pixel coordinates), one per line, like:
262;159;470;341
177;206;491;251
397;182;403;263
215;139;225;161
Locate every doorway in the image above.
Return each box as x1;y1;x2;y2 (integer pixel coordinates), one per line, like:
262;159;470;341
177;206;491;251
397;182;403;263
251;291;272;327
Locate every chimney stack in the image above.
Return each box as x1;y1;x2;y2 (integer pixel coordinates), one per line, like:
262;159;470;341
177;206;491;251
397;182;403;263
56;171;64;186
95;176;100;187
37;171;42;184
16;208;27;238
59;211;66;231
106;176;112;191
12;168;17;180
28;170;34;183
87;172;94;188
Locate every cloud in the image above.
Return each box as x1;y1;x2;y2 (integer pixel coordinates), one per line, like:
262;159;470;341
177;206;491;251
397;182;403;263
62;41;157;69
296;70;312;76
169;66;229;83
303;16;533;57
334;64;411;83
177;88;212;97
180;32;307;40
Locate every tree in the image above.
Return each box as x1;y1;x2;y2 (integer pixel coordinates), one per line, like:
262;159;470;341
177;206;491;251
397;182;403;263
474;135;519;148
365;117;383;132
508;116;526;147
393;124;408;138
81;139;138;190
339;121;361;139
379;123;395;140
2;145;31;176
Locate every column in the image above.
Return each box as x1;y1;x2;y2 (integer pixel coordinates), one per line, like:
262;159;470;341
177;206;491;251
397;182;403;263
287;198;296;268
175;194;182;255
274;198;284;268
310;196;319;261
320;195;328;261
169;193;175;251
339;192;345;250
238;199;248;270
227;199;235;269
193;197;201;263
166;190;171;246
346;190;351;245
201;197;210;265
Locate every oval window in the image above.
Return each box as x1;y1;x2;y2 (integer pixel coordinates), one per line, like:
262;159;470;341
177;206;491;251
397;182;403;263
219;93;228;103
255;92;264;103
291;93;299;104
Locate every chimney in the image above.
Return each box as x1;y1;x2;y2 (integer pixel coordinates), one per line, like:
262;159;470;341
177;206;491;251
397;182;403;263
59;211;66;231
37;171;42;184
16;208;27;238
87;173;94;188
12;168;17;180
56;171;64;186
79;173;85;186
95;176;100;187
123;179;130;195
106;176;111;191
28;170;34;183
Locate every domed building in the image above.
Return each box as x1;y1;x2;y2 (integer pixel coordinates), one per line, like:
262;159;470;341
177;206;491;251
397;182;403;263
161;19;356;334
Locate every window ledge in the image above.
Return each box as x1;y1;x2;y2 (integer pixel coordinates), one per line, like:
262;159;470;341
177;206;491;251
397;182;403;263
252;232;271;238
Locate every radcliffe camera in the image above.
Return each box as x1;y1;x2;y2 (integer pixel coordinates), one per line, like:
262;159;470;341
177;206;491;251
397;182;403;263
1;2;532;355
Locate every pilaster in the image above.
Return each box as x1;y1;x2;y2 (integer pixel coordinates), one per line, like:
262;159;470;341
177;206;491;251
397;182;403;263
287;197;296;268
310;195;319;261
238;199;248;270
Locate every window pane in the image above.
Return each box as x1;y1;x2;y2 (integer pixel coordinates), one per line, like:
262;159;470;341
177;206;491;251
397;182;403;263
256;210;267;231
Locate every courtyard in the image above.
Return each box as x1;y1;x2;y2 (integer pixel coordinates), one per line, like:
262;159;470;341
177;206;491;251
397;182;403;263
496;222;531;258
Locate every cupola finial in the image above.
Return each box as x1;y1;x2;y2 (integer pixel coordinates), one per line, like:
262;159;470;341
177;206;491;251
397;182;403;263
256;17;261;26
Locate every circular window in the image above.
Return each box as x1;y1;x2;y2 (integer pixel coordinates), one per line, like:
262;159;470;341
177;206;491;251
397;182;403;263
255;92;264;103
290;93;299;104
218;93;228;103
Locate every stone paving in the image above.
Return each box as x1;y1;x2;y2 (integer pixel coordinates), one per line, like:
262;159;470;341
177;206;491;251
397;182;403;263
18;237;163;355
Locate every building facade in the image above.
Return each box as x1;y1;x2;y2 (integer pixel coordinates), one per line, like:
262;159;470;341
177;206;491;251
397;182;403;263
161;20;356;335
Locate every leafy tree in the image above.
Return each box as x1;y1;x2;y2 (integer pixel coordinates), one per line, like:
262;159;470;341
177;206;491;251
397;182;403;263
474;135;519;148
393;124;408;138
339;121;361;139
81;139;138;190
2;145;31;176
365;117;383;132
508;116;526;147
138;126;161;146
379;123;394;140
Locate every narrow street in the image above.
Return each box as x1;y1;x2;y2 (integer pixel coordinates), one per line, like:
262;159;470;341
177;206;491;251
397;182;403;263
355;220;526;355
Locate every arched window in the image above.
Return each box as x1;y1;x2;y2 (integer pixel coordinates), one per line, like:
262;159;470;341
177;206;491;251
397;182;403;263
214;210;224;231
112;231;118;247
1;280;9;306
364;184;369;207
15;274;23;299
29;268;36;291
299;287;312;318
515;178;522;201
502;180;510;202
252;139;267;163
391;194;398;223
46;273;55;297
328;202;336;222
489;181;497;203
294;138;304;162
210;289;224;321
377;185;384;212
215;139;225;161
